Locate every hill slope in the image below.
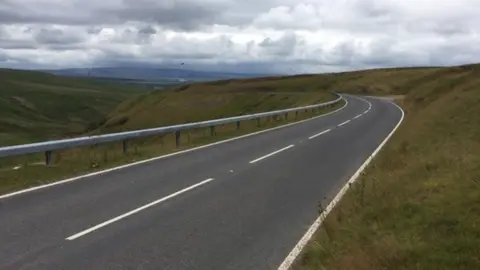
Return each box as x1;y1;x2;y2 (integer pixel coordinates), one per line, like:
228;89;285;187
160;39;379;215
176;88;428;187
95;64;477;134
0;69;145;145
95;75;339;133
294;64;480;269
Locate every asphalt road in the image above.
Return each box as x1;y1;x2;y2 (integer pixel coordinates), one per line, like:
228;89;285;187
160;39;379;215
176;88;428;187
0;95;403;270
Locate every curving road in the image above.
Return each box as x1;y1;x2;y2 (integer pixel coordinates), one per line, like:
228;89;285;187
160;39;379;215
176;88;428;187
0;95;403;270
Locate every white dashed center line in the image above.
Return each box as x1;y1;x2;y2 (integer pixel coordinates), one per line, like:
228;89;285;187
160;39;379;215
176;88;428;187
249;145;295;164
308;129;332;140
338;120;351;127
66;178;215;240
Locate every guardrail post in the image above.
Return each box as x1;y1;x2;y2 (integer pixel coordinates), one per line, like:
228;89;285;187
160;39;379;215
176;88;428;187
45;151;52;166
210;126;215;136
175;131;181;147
285;112;288;120
295;111;298;118
236;121;240;130
257;118;261;127
122;140;128;154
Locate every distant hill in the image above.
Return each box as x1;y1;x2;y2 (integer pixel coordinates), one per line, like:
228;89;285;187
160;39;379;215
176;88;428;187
0;68;144;146
43;67;274;83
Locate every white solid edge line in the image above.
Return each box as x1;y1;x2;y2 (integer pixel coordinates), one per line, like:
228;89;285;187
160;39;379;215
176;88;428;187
66;178;215;240
249;145;295;164
0;98;349;201
308;129;332;140
277;97;405;270
338;120;351;127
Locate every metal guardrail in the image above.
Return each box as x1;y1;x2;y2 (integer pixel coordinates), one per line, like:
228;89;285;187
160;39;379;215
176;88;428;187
0;94;342;165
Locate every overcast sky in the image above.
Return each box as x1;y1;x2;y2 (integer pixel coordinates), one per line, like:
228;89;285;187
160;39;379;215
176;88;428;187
1;0;479;73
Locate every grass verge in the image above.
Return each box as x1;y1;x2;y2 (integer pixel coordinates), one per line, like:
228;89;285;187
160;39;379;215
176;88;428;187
293;67;480;269
0;100;344;195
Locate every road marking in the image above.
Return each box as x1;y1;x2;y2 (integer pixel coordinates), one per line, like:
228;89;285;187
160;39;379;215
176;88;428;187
249;145;295;164
353;114;362;119
308;129;332;140
66;178;215;240
352;95;372;114
277;97;405;270
338;120;350;127
0;98;348;201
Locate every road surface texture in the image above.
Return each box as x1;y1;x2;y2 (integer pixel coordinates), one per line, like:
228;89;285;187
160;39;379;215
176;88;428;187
0;94;403;270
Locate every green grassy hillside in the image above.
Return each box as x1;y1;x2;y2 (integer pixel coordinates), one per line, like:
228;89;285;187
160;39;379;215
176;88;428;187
93;75;342;133
0;69;146;145
99;91;332;133
295;64;480;269
96;64;479;134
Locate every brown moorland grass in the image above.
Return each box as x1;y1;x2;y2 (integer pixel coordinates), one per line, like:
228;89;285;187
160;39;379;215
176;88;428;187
294;63;480;269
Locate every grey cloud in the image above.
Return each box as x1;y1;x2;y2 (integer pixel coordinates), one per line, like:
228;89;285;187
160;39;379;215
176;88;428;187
0;4;92;25
322;39;413;68
0;52;7;62
427;23;472;37
0;41;38;50
0;0;229;31
43;43;87;51
0;0;280;31
0;26;6;39
35;28;85;45
353;0;398;20
1;25;86;50
323;42;356;66
259;32;299;57
135;25;158;44
110;27;157;44
427;41;480;66
105;0;225;31
1;0;480;74
0;27;37;50
87;27;103;35
138;25;156;35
